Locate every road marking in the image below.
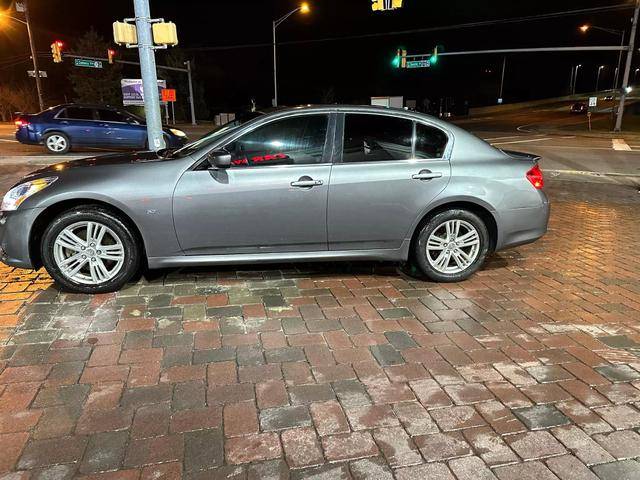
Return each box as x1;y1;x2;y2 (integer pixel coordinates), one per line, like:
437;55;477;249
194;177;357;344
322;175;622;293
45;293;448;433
612;139;632;151
483;135;538;141
492;137;552;145
530;145;640;151
0;139;18;143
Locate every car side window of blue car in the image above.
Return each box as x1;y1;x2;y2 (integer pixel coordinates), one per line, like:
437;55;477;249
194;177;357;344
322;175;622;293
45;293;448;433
224;115;329;168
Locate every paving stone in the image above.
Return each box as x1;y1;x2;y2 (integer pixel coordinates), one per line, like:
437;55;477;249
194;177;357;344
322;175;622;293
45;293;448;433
414;432;472;462
494;461;561;480
429;406;486;431
345;404;399;431
395;463;455;480
462;427;519;467
246;459;289;480
290;463;351;480
393;401;438;436
444;383;494;405
545;455;599;480
289;384;335;405
349;457;394;480
310;400;350;436
597;335;640;349
17;436;89;469
513;404;571;430
595;365;640;383
321;431;379;463
526;365;574;383
79;431;128;474
449;456;498;480
260;405;312;431
384;332;418;350
504;431;566;460
593;430;640;460
226;433;282;464
551;425;614;466
372;427;423;467
185;429;224;472
281;427;324;469
595;405;640;430
592;460;640;480
369;345;405;366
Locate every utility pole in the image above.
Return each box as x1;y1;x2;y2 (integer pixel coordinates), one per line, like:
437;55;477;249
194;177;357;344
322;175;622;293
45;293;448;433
185;60;197;125
615;0;640;131
23;0;44;111
498;57;506;102
132;0;165;150
272;22;278;107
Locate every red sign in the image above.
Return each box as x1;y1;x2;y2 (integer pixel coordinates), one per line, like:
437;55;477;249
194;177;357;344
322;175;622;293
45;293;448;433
161;89;177;102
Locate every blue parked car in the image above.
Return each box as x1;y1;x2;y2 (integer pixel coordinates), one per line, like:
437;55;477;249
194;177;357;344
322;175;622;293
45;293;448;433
15;104;188;154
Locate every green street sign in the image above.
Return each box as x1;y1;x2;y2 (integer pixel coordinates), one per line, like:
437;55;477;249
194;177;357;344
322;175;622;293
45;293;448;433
74;58;103;69
407;60;431;69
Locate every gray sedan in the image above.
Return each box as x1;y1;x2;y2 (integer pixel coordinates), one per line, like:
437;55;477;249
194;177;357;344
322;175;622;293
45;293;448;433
0;106;549;294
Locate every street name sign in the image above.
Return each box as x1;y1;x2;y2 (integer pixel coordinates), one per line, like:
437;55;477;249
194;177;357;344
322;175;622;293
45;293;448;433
406;59;431;69
27;71;47;78
74;59;103;69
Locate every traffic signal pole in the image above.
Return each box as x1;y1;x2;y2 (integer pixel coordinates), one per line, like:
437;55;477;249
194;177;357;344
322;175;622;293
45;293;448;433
614;0;640;132
132;0;165;151
24;0;44;111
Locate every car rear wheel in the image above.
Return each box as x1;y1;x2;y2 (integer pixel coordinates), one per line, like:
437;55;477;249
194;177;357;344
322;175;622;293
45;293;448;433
414;209;489;283
41;206;141;293
44;132;70;154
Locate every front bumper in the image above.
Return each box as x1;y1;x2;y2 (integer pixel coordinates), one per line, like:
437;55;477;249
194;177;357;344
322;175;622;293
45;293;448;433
495;191;550;251
0;208;42;269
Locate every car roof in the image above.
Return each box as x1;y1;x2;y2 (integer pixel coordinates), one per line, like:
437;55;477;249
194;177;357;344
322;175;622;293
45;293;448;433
51;103;121;111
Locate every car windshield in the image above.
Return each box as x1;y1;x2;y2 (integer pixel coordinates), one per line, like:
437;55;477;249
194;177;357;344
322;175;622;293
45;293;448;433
165;111;266;158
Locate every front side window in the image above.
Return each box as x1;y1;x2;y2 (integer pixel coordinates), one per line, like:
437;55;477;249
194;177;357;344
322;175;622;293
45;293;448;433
97;109;128;123
60;107;94;121
225;115;328;168
342;114;413;163
415;123;448;159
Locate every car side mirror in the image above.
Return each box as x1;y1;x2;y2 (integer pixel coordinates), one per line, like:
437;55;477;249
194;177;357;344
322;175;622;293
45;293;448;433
207;150;232;169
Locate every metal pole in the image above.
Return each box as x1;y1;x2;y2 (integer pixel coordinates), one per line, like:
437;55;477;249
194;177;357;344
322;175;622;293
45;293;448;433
614;31;625;89
133;0;165;151
596;67;602;92
185;60;197;125
171;101;176;125
569;66;575;95
615;0;640;131
273;21;278;107
498;56;506;102
24;0;44;111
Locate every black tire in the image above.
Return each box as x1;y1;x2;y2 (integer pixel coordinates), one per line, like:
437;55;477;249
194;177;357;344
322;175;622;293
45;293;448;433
414;209;489;283
43;132;71;154
40;206;141;294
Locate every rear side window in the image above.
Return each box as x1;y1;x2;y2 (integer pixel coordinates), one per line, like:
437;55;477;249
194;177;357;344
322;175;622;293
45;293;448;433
59;107;94;120
343;114;412;163
415;124;448;159
97;109;128;122
225;115;328;168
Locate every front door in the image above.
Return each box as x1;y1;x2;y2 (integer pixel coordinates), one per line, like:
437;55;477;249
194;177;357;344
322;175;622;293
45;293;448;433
96;109;146;148
173;113;333;255
54;106;101;146
328;113;451;251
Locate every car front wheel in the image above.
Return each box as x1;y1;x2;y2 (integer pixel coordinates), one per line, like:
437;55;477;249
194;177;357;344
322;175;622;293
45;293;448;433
41;206;141;293
44;132;71;154
414;209;489;283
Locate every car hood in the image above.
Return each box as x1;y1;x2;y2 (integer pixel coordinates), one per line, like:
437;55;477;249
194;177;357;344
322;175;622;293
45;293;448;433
26;151;169;178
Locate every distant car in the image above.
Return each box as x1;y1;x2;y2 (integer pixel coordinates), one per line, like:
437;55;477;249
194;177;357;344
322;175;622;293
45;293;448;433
15;104;188;154
0;105;549;293
570;102;587;114
603;95;614;101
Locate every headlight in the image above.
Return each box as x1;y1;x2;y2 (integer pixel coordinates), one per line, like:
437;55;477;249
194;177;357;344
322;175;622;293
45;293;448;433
1;177;57;212
169;129;187;138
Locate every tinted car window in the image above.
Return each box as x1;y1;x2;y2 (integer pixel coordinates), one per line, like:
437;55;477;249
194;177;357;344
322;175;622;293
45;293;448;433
226;115;328;168
343;114;413;163
415;124;448;159
60;107;94;120
97;109;128;122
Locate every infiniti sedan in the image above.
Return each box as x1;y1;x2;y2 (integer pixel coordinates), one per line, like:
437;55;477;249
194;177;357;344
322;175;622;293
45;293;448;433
0;106;549;293
15;104;188;154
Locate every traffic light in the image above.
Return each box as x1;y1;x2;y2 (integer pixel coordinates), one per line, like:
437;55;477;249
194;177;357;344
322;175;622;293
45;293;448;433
51;40;63;63
373;0;402;11
391;0;403;7
430;46;439;65
372;0;384;11
392;49;407;68
107;49;116;64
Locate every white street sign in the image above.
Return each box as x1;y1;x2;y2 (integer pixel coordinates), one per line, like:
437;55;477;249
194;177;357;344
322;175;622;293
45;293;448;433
27;71;47;78
589;96;598;107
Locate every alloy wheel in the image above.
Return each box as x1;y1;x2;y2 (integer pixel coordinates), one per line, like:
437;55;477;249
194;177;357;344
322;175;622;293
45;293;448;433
426;219;481;274
53;221;125;285
46;135;67;153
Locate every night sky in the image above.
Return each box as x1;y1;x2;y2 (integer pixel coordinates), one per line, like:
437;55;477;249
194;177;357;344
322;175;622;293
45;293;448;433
0;0;636;115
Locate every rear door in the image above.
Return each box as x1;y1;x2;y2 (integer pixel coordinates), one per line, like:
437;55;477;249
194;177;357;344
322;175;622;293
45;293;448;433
327;112;451;251
96;109;146;148
173;113;334;255
54;107;100;145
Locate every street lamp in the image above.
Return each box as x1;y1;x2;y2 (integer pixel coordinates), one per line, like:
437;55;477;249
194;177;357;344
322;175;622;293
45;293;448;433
580;24;625;91
635;67;640;82
596;65;605;92
272;3;310;107
0;4;44;111
572;64;582;95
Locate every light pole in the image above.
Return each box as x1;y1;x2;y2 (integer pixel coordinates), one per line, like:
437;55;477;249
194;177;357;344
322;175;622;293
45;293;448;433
572;64;582;95
614;0;640;131
635;67;640;83
0;2;44;111
272;2;310;107
580;24;625;91
596;65;605;92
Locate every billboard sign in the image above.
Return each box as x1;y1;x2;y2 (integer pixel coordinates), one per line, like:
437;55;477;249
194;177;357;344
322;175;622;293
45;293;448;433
121;79;167;106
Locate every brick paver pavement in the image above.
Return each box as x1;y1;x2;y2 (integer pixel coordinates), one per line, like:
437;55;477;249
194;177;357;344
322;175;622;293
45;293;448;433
0;179;639;479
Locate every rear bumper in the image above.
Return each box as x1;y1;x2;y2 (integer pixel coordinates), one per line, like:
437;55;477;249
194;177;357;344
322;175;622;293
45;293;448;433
495;191;550;250
0;208;41;269
15;127;41;145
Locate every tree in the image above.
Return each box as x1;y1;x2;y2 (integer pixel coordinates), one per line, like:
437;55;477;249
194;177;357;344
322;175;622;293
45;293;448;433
161;49;209;121
69;29;122;105
0;83;38;120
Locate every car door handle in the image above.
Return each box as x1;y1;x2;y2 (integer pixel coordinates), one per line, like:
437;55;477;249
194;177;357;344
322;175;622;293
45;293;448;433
412;170;443;181
291;179;323;188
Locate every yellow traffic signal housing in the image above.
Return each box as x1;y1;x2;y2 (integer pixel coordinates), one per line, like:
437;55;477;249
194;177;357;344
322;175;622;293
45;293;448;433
152;22;178;46
50;41;63;63
113;21;138;46
391;0;403;8
107;49;116;64
401;49;407;68
371;0;384;11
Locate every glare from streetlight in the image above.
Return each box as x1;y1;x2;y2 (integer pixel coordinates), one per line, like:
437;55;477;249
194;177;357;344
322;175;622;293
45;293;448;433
580;24;590;33
300;3;310;14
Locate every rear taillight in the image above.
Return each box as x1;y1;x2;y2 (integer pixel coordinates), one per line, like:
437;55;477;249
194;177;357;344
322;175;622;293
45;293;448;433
14;119;29;128
526;164;544;189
